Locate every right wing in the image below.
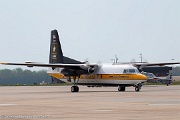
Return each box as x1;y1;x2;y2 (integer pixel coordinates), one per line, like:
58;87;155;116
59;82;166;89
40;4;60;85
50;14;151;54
0;62;98;75
0;62;97;69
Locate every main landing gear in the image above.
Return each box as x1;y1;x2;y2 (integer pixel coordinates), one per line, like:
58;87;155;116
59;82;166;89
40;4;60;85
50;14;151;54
71;86;79;92
118;86;126;92
71;76;79;92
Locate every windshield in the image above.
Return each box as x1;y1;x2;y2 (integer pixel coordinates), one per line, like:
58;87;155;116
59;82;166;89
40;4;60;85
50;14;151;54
123;69;139;74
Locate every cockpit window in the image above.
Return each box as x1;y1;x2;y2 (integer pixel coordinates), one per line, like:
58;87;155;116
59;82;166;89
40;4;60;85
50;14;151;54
129;69;135;73
123;69;139;73
123;69;128;73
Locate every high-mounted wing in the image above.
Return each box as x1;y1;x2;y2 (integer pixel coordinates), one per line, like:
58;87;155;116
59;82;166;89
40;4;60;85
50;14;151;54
131;62;180;70
0;62;97;69
0;62;98;76
0;62;83;67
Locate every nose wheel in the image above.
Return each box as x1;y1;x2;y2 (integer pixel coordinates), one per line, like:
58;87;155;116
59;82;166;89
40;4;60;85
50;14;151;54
135;87;140;92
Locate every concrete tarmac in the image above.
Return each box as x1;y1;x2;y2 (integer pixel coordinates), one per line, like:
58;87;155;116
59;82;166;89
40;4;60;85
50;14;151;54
0;85;180;120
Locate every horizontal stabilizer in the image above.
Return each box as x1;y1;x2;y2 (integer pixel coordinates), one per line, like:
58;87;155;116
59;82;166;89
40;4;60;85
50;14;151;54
63;56;83;64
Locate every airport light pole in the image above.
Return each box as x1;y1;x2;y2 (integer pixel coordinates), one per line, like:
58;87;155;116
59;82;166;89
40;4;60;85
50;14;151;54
111;59;115;64
140;53;143;63
111;54;118;64
115;54;118;64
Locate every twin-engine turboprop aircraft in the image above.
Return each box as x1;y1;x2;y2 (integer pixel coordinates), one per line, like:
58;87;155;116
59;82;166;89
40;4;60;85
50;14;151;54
0;30;147;92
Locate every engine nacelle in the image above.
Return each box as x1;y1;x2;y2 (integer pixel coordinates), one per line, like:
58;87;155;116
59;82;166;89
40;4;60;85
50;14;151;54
61;69;77;76
80;65;94;73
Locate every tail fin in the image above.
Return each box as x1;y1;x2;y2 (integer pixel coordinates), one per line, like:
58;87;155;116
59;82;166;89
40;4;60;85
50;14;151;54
49;29;84;64
166;70;172;80
49;30;64;63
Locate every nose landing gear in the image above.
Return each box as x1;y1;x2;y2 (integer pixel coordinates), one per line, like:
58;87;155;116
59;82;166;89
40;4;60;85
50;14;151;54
134;83;142;92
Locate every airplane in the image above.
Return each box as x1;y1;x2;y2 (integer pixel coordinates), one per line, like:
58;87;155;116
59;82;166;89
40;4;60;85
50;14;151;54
0;30;147;92
141;70;174;86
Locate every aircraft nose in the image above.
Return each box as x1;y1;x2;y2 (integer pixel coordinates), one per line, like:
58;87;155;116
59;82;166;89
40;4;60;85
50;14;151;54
140;74;147;80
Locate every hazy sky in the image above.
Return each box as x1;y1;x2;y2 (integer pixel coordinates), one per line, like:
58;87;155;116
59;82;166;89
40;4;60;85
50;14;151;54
0;0;180;70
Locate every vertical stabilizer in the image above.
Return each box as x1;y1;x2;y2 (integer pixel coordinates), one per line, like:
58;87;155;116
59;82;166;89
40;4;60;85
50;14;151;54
166;70;172;80
49;30;64;63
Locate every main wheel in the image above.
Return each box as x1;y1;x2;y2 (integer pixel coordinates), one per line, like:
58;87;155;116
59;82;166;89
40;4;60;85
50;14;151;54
71;86;76;92
76;86;79;92
71;86;79;92
118;86;126;91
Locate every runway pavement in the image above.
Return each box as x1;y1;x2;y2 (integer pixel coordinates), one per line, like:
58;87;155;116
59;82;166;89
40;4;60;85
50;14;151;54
0;85;180;120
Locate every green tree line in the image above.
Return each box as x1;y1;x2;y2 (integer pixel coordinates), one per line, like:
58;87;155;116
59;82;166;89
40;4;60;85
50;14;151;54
172;66;180;76
0;68;51;85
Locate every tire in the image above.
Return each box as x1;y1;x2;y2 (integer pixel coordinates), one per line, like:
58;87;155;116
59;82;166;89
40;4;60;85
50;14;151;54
135;87;140;92
71;86;79;92
71;86;75;92
118;86;125;92
75;86;79;92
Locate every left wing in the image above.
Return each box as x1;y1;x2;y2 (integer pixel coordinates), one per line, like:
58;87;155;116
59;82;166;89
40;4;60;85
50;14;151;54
131;62;180;70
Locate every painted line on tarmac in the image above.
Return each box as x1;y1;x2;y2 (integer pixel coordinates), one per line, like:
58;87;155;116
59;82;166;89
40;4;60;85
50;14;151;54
0;104;16;106
148;103;179;106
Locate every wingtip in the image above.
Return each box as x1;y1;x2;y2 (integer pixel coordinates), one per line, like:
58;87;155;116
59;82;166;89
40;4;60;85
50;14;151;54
0;62;6;64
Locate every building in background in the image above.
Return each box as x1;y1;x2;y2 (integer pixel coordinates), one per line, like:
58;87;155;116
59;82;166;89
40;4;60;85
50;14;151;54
141;66;172;77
